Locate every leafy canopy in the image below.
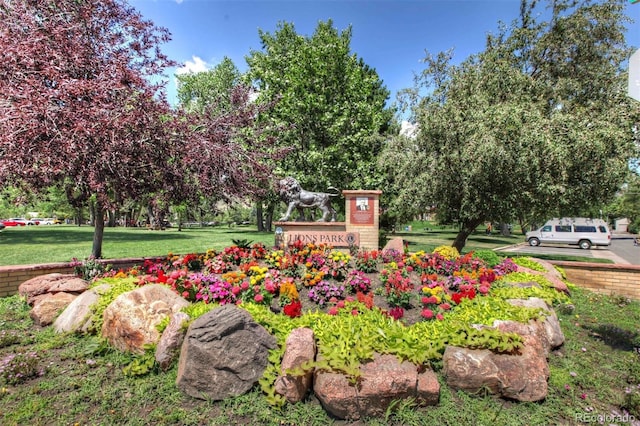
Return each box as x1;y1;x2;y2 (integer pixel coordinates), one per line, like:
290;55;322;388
246;20;393;192
384;0;639;251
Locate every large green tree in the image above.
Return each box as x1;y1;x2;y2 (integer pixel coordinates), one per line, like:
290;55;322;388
177;57;242;114
246;20;394;197
383;0;639;252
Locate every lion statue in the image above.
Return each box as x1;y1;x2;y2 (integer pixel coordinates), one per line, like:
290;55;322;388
277;177;339;222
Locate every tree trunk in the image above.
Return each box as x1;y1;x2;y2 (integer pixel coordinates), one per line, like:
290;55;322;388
264;202;275;232
256;201;264;231
91;203;105;259
452;218;484;253
499;222;511;236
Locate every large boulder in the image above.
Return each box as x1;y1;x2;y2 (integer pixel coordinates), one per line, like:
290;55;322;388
176;305;277;401
54;284;110;334
29;292;76;326
101;284;189;354
274;327;316;403
443;329;549;402
505;297;565;350
155;311;190;371
19;273;89;305
313;353;440;420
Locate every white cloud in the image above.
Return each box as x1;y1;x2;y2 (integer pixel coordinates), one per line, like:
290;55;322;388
175;56;210;75
400;121;418;138
175;0;184;4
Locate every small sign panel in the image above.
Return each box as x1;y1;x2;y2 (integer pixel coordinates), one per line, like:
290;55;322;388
350;197;374;225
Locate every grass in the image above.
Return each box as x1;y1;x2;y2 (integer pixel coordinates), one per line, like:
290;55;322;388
0;222;606;266
0;225;275;266
1;287;639;425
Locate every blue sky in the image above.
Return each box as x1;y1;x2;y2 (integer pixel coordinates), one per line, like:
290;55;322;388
129;0;640;107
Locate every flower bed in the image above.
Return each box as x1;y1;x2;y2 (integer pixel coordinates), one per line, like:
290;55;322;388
86;241;570;406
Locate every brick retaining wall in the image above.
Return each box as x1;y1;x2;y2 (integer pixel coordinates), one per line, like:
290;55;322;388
0;257;151;297
550;261;640;300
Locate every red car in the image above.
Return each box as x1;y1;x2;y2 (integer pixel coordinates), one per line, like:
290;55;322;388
1;219;27;226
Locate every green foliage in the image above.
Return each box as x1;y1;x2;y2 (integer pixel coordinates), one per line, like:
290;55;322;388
176;57;241;114
499;271;554;288
231;239;253;249
511;256;546;272
384;0;637;251
472;249;504;267
246;20;393;192
122;348;157;377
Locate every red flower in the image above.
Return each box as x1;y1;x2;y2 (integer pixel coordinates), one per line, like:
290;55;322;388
389;306;404;320
283;300;302;318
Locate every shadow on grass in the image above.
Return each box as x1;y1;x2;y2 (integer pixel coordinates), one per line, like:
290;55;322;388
0;226;196;245
583;323;640;352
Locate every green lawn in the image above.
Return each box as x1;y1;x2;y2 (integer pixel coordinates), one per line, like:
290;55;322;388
0;286;638;425
0;225;275;266
0;222;603;266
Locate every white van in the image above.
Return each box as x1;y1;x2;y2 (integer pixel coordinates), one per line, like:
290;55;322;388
525;218;611;249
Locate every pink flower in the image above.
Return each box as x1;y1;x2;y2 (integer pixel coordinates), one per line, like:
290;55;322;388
439;303;451;311
351;309;359;316
336;300;345;308
479;285;489;295
580;393;587;400
436;313;444;320
328;307;339;316
565;384;571;391
241;281;250;290
254;294;264;303
170;270;181;280
182;291;190;299
329;297;338;304
421;308;434;319
231;286;241;295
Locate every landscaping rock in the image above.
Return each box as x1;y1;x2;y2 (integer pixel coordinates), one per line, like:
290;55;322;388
443;331;549;402
155;311;190;371
382;237;404;254
18;273;89;305
313;353;440;420
506;297;565;350
274;327;316;403
30;292;76;326
101;284;189;354
54;284;110;334
176;305;277;401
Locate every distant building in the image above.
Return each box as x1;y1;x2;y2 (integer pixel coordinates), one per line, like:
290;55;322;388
613;218;630;233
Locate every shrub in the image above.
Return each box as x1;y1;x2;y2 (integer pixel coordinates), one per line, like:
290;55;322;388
472;250;503;267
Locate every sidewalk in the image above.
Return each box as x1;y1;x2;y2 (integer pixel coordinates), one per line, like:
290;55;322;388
591;248;631;265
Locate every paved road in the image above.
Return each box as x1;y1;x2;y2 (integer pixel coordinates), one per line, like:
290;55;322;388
497;234;639;265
